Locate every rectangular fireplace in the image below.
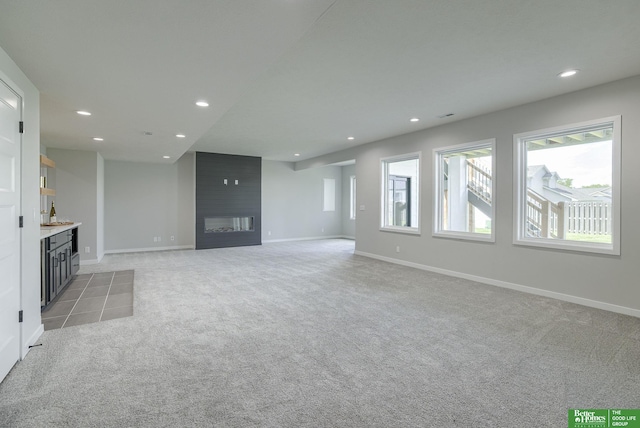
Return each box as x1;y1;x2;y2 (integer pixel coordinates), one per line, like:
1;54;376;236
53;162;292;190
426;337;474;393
205;216;254;233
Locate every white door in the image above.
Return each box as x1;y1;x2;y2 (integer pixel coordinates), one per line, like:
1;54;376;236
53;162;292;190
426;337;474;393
0;78;22;382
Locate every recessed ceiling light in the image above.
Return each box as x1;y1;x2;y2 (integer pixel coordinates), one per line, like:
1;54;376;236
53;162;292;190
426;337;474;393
163;155;171;159
294;153;300;157
410;117;420;122
559;69;579;78
195;101;209;107
176;134;186;138
93;137;103;141
347;136;355;140
76;110;91;116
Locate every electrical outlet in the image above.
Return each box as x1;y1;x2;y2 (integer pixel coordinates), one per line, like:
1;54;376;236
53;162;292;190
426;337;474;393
157;236;161;242
396;246;400;253
360;205;365;211
268;231;271;236
321;228;324;233
171;235;175;241
153;237;158;242
84;246;90;254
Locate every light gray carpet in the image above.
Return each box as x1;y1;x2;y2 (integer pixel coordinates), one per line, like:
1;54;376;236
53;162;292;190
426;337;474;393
1;239;639;427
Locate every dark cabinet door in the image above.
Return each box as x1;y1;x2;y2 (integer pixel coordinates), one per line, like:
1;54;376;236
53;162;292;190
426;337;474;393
64;242;72;285
58;245;67;288
42;228;79;307
66;244;73;282
40;240;46;306
48;250;59;301
57;241;73;291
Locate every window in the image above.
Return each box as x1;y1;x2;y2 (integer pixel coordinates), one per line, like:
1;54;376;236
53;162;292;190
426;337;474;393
350;176;356;219
323;178;335;212
381;153;420;233
433;139;495;242
514;116;621;255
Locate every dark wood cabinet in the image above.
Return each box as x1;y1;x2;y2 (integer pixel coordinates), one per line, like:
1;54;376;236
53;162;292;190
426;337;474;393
41;227;79;308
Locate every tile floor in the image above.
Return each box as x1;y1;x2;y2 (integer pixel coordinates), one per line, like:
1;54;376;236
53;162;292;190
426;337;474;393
41;270;134;330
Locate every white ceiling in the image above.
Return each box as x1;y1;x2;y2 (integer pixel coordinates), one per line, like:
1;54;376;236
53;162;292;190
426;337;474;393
1;0;639;164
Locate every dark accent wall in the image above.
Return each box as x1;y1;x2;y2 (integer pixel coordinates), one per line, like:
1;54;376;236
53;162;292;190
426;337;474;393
195;152;261;249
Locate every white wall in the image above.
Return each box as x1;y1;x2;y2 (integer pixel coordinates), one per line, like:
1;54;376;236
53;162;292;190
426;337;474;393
262;160;343;241
104;153;195;252
48;149;101;263
298;75;640;316
49;153;345;254
341;164;356;238
0;46;42;357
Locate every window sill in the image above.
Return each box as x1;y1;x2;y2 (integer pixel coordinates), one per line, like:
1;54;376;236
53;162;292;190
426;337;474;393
433;231;495;243
380;226;421;235
513;237;619;256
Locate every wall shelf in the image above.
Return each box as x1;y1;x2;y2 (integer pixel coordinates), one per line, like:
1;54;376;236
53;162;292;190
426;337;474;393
40;154;55;168
40;154;56;197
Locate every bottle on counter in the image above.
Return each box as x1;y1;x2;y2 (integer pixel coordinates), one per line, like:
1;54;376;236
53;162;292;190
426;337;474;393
49;201;57;223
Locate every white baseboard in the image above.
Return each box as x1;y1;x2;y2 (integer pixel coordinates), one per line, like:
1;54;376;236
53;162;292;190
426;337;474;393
263;235;352;244
80;258;100;265
21;323;44;359
104;245;194;255
355;250;640;319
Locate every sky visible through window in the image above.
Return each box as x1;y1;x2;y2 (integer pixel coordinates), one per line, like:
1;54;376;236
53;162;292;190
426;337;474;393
527;141;612;188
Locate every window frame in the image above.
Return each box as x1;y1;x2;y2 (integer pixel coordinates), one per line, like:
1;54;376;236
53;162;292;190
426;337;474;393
349;175;356;220
380;152;421;235
433;138;496;243
513;116;621;255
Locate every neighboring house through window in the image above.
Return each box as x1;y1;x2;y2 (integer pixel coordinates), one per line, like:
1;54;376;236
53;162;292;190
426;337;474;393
514;116;621;255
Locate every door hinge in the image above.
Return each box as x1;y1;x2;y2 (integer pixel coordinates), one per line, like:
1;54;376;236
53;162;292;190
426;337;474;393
19;310;23;323
19;215;24;228
19;121;24;134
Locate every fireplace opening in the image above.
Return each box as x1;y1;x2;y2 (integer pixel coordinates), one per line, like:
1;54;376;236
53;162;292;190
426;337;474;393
204;216;255;233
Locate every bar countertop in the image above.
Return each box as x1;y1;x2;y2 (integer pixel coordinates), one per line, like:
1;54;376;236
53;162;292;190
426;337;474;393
40;222;82;240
